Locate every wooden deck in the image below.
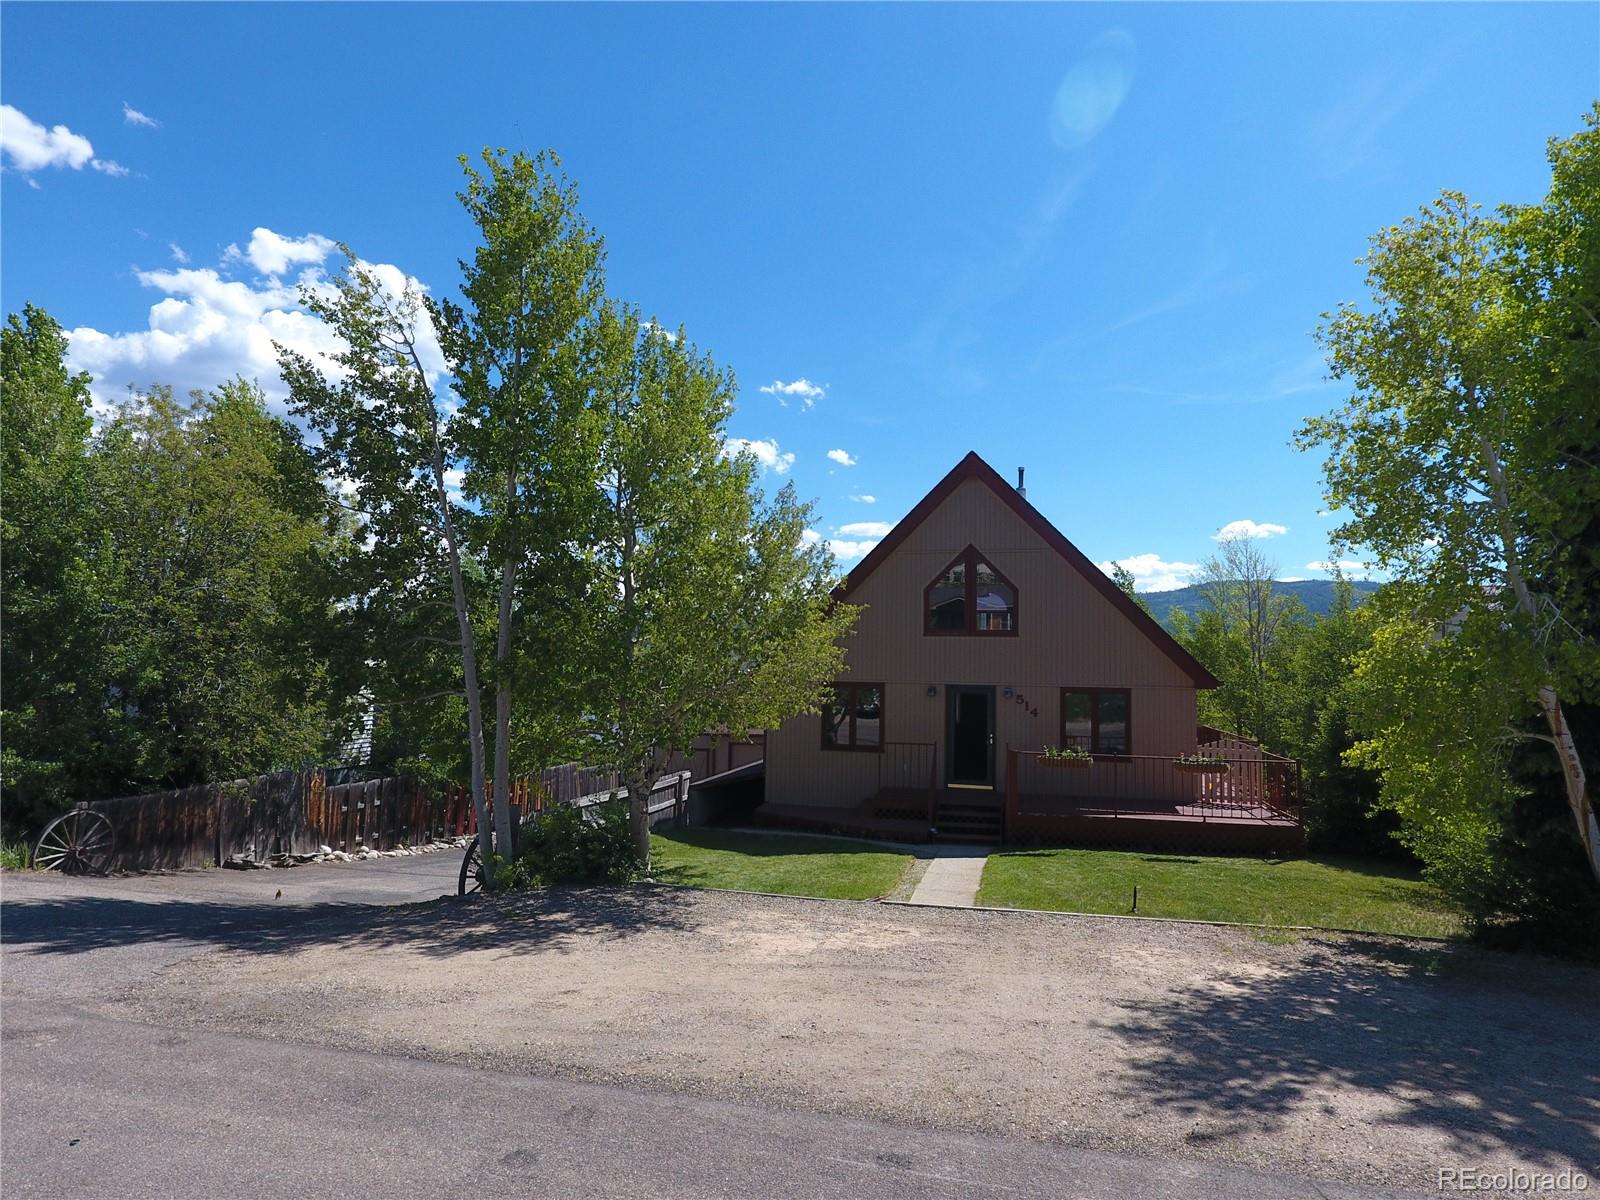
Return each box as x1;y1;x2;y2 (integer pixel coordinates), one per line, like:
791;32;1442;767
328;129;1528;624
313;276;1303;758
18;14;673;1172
751;739;1305;855
1006;794;1303;855
752;790;1302;854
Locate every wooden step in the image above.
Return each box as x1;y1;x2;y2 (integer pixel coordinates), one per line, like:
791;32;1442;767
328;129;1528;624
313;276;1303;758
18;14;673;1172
934;805;1004;844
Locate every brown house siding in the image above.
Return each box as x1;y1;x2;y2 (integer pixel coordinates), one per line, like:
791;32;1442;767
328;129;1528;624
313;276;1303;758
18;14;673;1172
767;475;1200;810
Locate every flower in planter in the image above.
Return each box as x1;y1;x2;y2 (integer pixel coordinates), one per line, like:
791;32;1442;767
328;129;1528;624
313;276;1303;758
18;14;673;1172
1040;745;1094;766
1173;754;1230;773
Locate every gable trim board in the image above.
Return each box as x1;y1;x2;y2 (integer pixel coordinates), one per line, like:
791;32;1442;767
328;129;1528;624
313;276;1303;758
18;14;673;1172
834;451;1221;690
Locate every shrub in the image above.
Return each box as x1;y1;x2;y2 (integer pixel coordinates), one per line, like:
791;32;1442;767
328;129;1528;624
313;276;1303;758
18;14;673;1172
0;840;30;871
503;799;640;887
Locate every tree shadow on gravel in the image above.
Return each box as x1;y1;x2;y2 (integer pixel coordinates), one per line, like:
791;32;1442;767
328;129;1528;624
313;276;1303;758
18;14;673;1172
0;885;699;962
1106;936;1600;1169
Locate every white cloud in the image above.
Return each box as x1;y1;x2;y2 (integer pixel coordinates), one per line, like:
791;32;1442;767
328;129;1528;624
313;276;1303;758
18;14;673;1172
1096;553;1199;593
1306;559;1373;579
826;448;856;467
759;378;825;408
1214;519;1288;541
244;228;338;276
837;521;892;538
850;494;876;504
828;539;880;562
168;242;189;264
1279;576;1306;583
723;437;795;475
0;103;126;178
122;102;159;129
801;524;879;563
65;229;443;418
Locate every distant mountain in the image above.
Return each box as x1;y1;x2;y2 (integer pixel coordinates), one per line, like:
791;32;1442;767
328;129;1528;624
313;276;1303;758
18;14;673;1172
1141;579;1380;627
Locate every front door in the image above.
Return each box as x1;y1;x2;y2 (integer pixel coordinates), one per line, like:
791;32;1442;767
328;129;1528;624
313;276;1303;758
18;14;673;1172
946;686;995;787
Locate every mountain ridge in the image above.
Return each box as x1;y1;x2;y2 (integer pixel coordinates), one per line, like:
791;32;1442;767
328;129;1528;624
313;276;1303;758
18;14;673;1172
1141;579;1380;627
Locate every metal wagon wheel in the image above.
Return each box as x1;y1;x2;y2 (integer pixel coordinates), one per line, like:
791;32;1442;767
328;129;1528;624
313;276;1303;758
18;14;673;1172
33;807;115;875
458;836;487;895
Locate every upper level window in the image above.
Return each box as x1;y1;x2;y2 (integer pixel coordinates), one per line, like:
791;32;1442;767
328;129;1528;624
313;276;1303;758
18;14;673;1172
925;546;1016;636
822;682;884;751
1060;688;1131;755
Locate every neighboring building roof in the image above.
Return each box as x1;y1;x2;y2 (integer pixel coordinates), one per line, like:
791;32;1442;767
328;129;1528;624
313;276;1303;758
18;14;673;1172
834;450;1222;689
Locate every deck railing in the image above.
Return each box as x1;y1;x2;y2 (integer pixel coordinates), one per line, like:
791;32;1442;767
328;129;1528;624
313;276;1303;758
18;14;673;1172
1004;746;1303;826
879;741;938;829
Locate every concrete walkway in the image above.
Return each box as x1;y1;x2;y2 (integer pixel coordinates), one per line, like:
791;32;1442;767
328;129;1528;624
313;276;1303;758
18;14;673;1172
907;847;989;906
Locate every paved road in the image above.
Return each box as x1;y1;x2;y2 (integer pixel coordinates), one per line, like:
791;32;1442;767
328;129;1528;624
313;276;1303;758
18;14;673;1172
1;861;1420;1199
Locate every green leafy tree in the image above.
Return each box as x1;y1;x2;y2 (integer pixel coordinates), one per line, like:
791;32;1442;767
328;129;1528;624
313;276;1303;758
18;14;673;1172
439;148;605;855
579;303;856;866
86;383;351;790
1298;109;1600;885
4;311;345;825
1;307;102;827
283;150;606;868
1342;592;1529;901
1278;576;1391;854
279;256;500;855
1172;534;1303;744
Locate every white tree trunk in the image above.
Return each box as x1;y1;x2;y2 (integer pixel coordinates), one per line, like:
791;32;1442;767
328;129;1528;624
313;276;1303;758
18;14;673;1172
1479;431;1600;884
403;326;492;869
1536;686;1600;885
625;765;654;873
439;488;491;866
492;468;518;862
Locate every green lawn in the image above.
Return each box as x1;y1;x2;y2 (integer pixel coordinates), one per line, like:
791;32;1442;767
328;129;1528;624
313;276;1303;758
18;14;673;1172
650;829;913;900
977;848;1465;939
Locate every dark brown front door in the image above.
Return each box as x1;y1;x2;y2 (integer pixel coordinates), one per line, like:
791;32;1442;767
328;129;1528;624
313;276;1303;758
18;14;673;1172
947;686;995;786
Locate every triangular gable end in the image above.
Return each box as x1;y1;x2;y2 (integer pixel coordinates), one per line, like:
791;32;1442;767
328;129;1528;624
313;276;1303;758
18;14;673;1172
834;451;1221;689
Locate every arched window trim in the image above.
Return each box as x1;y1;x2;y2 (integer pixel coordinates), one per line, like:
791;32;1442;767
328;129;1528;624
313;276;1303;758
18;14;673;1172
923;544;1019;637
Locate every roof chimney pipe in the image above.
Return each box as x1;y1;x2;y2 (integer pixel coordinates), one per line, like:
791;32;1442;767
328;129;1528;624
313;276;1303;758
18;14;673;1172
1017;466;1026;498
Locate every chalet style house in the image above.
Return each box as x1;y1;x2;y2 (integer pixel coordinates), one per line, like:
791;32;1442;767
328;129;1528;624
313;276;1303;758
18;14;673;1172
757;452;1303;853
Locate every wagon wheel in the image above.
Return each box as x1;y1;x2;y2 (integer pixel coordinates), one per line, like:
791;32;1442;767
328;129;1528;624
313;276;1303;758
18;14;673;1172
33;808;115;875
458;837;487;895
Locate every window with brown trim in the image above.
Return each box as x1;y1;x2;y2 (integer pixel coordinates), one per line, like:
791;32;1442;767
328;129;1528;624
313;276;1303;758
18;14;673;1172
924;546;1017;636
822;682;884;751
1060;687;1131;755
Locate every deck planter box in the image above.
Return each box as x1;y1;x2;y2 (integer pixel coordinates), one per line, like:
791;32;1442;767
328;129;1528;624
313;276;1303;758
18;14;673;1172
1039;757;1093;769
1174;761;1230;776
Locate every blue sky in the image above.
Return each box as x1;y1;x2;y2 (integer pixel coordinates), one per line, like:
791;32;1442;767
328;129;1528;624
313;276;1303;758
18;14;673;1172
3;3;1594;588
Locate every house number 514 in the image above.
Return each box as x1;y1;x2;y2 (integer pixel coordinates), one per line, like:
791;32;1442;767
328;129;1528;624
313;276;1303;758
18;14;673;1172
1012;693;1039;718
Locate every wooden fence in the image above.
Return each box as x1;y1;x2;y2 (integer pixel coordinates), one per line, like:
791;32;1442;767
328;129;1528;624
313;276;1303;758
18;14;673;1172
85;761;689;870
441;766;692;838
310;774;449;854
86;769;432;870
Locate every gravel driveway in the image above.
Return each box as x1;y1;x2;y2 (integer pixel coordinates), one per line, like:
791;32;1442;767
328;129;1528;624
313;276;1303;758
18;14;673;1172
108;884;1597;1195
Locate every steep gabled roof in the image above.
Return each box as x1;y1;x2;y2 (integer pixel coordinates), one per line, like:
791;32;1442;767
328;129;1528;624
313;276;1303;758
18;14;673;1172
835;451;1221;689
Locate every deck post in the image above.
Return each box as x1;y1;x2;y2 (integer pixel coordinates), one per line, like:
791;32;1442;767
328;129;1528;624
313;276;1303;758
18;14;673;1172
1003;746;1018;844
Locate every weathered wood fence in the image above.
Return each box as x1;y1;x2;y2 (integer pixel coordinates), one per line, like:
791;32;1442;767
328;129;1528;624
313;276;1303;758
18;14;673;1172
85;770;436;871
441;766;691;838
87;761;687;872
